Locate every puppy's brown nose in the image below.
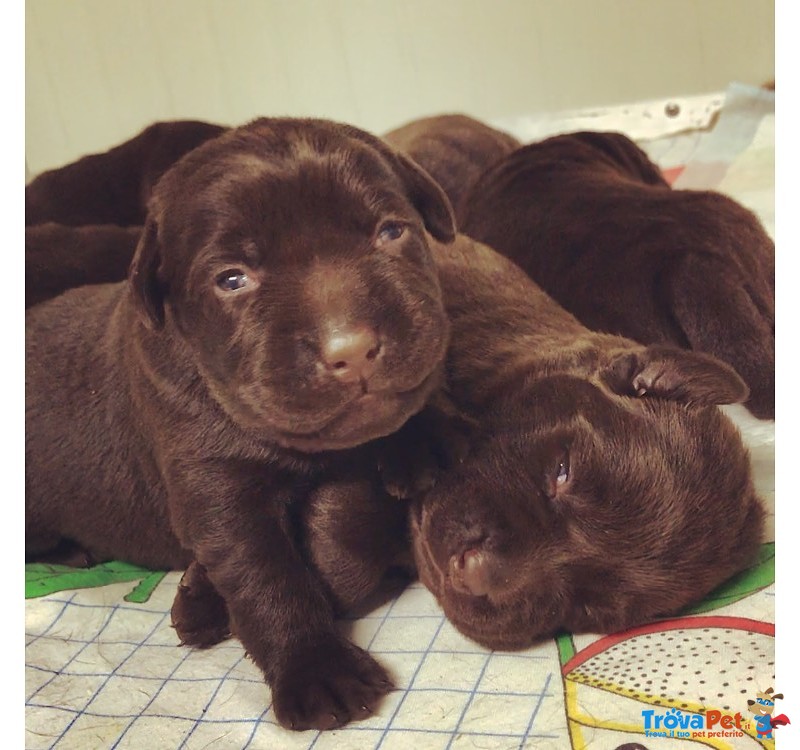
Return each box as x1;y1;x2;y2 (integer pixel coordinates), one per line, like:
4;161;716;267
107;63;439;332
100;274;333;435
449;548;492;597
321;326;382;383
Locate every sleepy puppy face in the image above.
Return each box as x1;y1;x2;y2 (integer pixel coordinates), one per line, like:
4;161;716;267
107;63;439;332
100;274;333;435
130;118;455;451
412;348;764;650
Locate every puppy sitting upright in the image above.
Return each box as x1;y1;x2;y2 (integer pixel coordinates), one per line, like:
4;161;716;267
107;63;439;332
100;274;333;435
458;131;775;419
26;117;455;730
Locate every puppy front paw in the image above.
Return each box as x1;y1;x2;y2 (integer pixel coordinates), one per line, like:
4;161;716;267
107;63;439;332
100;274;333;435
378;445;439;500
377;394;477;499
171;562;231;648
271;634;394;731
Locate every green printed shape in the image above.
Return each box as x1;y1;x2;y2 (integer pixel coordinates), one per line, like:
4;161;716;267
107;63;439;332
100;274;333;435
26;560;167;603
124;571;168;603
684;542;774;615
555;631;577;667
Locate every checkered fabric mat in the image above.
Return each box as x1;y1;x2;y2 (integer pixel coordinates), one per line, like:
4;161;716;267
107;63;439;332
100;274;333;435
26;578;573;749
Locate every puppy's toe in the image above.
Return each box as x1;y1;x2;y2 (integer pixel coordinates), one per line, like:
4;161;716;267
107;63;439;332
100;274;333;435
271;634;393;731
380;461;438;500
171;563;231;648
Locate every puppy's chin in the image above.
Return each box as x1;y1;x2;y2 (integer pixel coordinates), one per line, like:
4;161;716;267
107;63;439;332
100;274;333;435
444;607;545;652
269;366;442;452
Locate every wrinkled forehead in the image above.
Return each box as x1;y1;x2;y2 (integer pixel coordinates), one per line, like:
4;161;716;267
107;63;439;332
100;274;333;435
153;123;413;257
491;379;714;471
510;374;642;432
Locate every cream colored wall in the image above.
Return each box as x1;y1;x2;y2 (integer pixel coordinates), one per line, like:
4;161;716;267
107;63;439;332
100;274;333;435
25;0;774;177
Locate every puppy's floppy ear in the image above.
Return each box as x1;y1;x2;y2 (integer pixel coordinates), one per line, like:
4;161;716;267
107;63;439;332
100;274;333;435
600;345;749;406
392;151;457;243
128;215;166;329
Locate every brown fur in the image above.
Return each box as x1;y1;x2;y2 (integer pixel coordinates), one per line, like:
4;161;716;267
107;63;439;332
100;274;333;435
175;238;765;652
410;238;764;650
458;131;775;419
26;117;457;731
383;114;520;220
26;223;141;307
26;117;765;695
24;114;516;307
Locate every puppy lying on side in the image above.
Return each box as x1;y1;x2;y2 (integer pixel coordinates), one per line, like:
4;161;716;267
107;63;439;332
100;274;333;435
26;117;456;730
383;114;520;220
411;237;764;648
458;131;775;419
173;235;765;653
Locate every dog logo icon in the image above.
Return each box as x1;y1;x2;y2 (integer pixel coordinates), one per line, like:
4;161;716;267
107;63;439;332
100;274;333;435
746;687;790;739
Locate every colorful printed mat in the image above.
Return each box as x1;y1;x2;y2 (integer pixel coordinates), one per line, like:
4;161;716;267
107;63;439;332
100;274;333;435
25;83;777;750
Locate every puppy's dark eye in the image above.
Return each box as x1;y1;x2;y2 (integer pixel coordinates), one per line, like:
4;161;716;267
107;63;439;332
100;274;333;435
216;269;249;292
376;222;405;245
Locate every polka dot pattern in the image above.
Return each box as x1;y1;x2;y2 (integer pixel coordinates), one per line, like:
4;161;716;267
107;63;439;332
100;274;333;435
568;627;774;713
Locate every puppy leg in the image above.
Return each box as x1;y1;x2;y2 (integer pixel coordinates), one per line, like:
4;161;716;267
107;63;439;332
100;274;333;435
171;561;231;648
303;475;413;613
169;464;394;731
172;478;412;642
375;394;475;499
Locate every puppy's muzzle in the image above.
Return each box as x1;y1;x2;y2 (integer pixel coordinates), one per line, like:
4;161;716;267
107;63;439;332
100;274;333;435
448;539;511;599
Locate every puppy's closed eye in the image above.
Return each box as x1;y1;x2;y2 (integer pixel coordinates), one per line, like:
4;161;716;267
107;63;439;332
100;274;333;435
543;447;571;500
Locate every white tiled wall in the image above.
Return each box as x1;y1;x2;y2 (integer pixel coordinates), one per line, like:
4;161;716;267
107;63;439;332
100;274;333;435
25;0;774;177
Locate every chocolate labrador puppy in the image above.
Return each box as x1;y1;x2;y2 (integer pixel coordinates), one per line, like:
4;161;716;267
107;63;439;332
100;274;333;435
457;131;775;419
26;116;764;710
26;117;457;730
411;237;764;649
172;235;765;653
